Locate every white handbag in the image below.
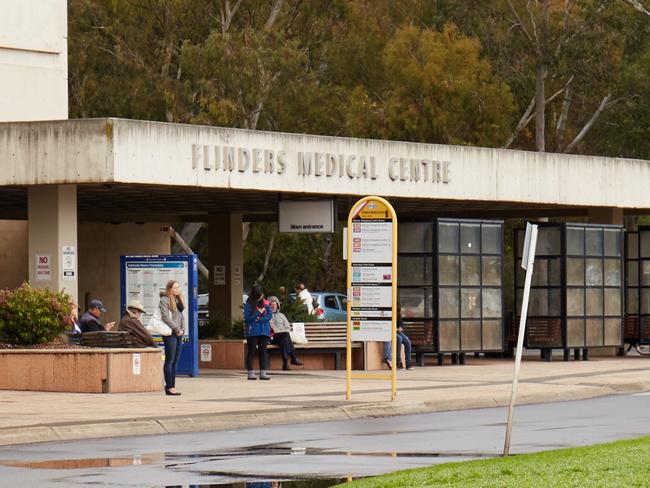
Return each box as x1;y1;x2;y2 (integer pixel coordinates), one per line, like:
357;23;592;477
146;308;173;336
290;322;308;344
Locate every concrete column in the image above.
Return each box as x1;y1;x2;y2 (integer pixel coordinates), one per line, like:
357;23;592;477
587;207;623;225
28;185;78;302
208;213;244;336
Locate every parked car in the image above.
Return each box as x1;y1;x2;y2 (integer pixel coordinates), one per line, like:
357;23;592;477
198;293;249;327
290;291;348;322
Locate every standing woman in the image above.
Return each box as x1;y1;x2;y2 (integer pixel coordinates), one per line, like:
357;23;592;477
159;280;185;395
244;285;272;380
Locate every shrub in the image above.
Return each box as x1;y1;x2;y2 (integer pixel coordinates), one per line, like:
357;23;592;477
281;296;316;323
229;318;245;339
199;312;246;340
0;283;73;345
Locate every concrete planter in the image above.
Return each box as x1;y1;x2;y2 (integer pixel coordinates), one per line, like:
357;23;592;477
198;339;245;369
0;348;162;393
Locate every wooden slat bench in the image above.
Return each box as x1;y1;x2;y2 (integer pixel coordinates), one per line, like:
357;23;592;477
402;320;433;366
266;322;360;370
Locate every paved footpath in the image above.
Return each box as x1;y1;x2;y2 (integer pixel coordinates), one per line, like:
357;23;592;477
1;355;649;447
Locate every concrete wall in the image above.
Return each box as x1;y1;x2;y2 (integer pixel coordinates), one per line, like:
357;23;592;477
0;0;68;291
78;223;170;320
0;0;68;122
2;118;650;209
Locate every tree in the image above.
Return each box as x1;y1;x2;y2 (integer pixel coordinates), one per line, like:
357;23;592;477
341;24;515;146
453;0;647;155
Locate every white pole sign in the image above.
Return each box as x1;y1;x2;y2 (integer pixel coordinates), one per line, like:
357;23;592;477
503;222;538;456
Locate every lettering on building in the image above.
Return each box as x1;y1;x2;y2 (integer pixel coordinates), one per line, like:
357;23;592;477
192;144;451;184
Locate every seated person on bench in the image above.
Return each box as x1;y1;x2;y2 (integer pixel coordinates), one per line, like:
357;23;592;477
79;299;115;332
268;296;302;371
383;316;413;370
117;300;156;348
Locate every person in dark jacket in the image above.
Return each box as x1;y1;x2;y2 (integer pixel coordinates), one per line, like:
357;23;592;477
244;285;273;380
79;299;115;332
268;296;302;371
117;300;156;348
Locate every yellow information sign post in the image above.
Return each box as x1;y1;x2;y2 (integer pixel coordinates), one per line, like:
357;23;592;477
346;196;398;401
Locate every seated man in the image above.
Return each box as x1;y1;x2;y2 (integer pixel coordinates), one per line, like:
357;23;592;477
117;300;156;347
79;299;115;332
383;317;413;370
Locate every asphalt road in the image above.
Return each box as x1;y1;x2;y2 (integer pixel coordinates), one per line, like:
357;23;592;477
1;392;650;487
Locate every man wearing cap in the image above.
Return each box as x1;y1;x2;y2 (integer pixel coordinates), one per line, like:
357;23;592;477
79;299;115;333
117;300;156;348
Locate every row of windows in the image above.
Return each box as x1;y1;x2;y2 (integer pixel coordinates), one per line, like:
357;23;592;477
399;222;502;255
516;227;622;257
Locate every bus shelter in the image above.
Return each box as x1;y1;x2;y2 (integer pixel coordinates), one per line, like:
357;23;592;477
514;223;624;361
398;218;505;365
623;226;650;349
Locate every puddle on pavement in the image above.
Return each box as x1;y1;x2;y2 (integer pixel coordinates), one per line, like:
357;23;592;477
171;479;352;487
4;454;158;470
0;443;490;471
0;443;489;488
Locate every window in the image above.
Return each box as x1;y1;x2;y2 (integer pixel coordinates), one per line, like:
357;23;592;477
324;295;338;309
516;223;623;348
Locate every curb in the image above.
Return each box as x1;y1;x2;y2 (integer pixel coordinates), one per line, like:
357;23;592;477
2;380;649;447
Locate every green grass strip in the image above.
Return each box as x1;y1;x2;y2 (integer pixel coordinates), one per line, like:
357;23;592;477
340;436;650;487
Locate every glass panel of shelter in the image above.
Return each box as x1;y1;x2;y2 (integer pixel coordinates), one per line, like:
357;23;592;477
515;223;623;352
626;227;650;344
515;226;562;324
565;225;622;348
437;220;504;353
397;219;504;356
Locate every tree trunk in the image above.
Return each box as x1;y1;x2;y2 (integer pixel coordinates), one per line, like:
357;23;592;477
256;229;277;284
167;226;209;280
535;64;546;152
265;0;284;30
564;94;612;153
555;83;573;148
535;0;549;152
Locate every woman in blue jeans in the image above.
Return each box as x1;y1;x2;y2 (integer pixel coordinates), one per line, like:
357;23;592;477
159;280;185;395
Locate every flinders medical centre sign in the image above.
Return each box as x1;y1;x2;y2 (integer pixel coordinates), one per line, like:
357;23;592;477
191;144;452;184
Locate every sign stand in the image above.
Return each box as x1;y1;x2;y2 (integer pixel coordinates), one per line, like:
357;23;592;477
503;223;538;456
120;254;199;377
345;196;398;401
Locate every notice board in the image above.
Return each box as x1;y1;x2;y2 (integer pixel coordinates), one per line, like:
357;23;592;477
120;254;199;377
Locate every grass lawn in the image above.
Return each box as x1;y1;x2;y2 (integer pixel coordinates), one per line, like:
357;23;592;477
339;436;650;487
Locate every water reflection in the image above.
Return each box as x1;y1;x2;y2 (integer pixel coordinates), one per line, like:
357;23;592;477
164;480;348;487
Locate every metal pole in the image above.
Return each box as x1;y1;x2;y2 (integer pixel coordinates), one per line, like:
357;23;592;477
391;213;398;401
503;224;538;456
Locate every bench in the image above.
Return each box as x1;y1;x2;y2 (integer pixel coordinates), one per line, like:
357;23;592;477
266;322;360;370
402;320;433;366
